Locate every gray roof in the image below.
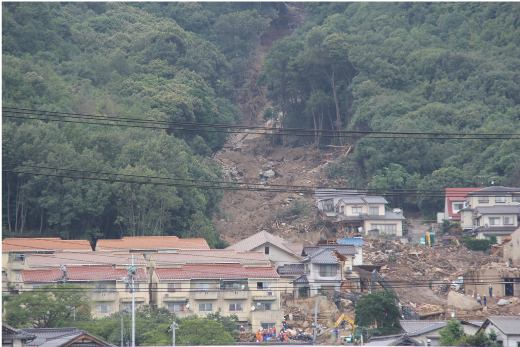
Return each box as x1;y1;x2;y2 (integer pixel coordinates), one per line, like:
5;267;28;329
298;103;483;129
363;196;389;204
480;316;520;335
226;230;302;259
338;197;366;204
2;323;36;340
315;189;365;201
364;334;422;346
290;274;309;284
302;245;357;256
361;211;406;220
21;328;112;347
337;196;388;205
468;186;520;195
476;206;520;214
400;320;447;336
459;207;474;212
277;264;305;275
475;226;518;235
301;248;339;264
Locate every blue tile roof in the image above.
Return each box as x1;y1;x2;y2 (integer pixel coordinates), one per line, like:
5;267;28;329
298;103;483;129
338;238;365;246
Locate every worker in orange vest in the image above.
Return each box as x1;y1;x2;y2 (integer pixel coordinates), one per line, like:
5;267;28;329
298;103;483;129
257;329;261;342
273;327;277;338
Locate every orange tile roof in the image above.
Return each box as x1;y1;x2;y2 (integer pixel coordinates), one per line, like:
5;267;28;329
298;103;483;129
155;264;280;280
26;251;147;267
152;250;270;265
22;265;148;282
96;236;210;251
2;238;92;252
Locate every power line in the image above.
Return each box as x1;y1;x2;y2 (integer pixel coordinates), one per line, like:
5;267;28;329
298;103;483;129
4;108;520;140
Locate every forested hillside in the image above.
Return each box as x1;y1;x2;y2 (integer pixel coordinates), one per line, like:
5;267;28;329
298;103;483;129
2;2;276;244
260;3;520;217
3;3;520;243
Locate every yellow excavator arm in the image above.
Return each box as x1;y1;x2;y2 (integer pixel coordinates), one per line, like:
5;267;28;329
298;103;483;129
334;314;356;338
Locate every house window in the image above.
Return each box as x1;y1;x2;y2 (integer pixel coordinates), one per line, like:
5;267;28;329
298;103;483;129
229;303;243;312
265;246;269;255
478;197;489;203
199;303;213;312
304;264;309;274
340;206;345;213
97;305;111;314
495;196;506;203
489;218;500;226
168;283;178;292
504;217;514;225
257;282;271;290
261;323;275;330
319;265;337;277
369;207;379;216
257;303;272;311
352;207;362;214
167;303;183;312
453;203;464;212
13;254;25;262
371;224;397;235
513;196;520;202
15;273;20;281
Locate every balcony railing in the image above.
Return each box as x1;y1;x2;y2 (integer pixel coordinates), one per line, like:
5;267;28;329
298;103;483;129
223;291;249;300
192;291;218;300
91;292;117;301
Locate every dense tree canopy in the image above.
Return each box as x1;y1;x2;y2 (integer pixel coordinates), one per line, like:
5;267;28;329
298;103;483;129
354;290;401;336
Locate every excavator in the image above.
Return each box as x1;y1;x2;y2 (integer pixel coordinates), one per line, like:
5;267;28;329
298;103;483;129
334;314;360;344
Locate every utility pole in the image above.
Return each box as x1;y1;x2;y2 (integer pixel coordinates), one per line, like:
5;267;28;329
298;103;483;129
313;298;318;345
126;256;137;347
121;309;124;347
171;322;178;347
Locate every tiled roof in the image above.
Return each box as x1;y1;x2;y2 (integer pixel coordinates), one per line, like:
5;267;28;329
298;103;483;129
475;206;520;214
302;245;357;256
363;196;388;204
277;264;304;275
364;334;422;346
337;237;365;246
96;236;209;251
22;265;148;283
21;328;112;347
152;250;270;265
361;211;406;220
155;264;279;280
290;275;309;284
226;230;302;259
2;323;36;340
399;320;446;335
336;214;363;221
314;189;365;201
467;186;520;195
338;197;365;204
283;242;303;255
26;252;146;267
301;249;339;264
2;238;92;252
482;316;520;335
337;196;388;205
477;226;518;235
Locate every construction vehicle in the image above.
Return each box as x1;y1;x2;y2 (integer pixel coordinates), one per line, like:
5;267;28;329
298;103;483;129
334;313;356;335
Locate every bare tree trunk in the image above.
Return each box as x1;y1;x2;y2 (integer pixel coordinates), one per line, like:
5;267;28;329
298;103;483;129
330;67;342;146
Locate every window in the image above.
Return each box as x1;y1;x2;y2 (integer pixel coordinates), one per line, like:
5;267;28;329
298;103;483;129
196;283;210;291
199;303;212;312
371;224;397;234
265;246;269;255
495;196;506;203
352;207;362;214
229;303;243;312
168;283;178;292
13;254;25;262
504;217;514;225
167;303;182;312
261;323;275;330
340;206;344;213
453;203;464;212
489;217;500;226
513;196;520;202
97;305;111;314
257;303;271;311
304;264;309;274
257;282;271;290
15;273;20;281
478;197;489;203
369;207;379;216
319;265;337;277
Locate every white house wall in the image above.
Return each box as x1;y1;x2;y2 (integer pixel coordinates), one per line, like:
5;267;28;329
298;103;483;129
364;219;403;237
251;243;300;269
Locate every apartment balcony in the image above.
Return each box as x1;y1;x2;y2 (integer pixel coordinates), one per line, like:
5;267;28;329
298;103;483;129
163;294;189;302
223;290;249;300
9;262;26;271
192;291;218;300
91;291;117;302
121;296;147;303
176;310;195;318
252;291;277;301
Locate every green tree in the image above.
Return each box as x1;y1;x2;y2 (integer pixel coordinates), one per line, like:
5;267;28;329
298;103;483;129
354;290;401;336
176;317;236;345
438;319;465;346
4;283;91;328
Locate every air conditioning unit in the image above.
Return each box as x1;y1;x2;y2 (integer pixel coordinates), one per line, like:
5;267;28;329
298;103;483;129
165;293;170;298
268;291;274;296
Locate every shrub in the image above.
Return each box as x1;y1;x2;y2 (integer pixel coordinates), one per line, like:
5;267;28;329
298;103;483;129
462;237;490;251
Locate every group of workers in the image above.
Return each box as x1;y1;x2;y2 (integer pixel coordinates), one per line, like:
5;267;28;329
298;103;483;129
254;317;291;342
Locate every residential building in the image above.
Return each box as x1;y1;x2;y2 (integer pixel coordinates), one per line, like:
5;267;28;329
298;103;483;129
465;186;520;208
95;235;210;255
2;323;36;347
334;237;365;265
442;188;483;222
295;247;357;297
9;326;112;347
151;261;283;331
503;227;520;264
2;238;92;294
276;264;305;295
398;320;482;346
226;230;302;269
477;316;520;347
20;261;149;318
464;266;520;298
363;334;422;346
